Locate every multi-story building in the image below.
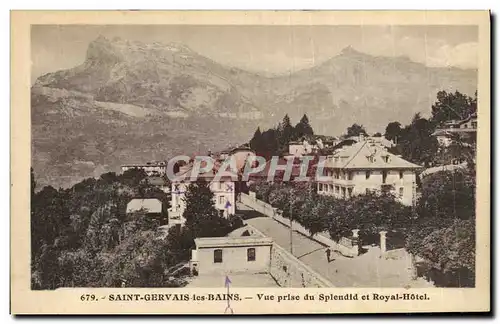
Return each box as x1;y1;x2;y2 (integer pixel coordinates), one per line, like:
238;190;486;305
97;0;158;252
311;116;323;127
316;139;422;206
168;166;237;226
121;161;167;176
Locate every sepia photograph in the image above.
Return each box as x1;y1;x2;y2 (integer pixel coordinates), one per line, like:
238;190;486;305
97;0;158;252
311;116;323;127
11;10;490;314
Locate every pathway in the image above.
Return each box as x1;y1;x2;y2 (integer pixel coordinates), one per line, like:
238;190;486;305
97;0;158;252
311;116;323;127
238;202;433;288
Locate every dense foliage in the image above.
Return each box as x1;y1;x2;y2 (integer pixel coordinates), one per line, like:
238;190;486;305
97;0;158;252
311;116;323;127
384;90;477;167
249;114;314;158
181;178;238;239
249;164;476;287
405;167;476;286
249;181;412;240
345;123;367;138
31;168;178;289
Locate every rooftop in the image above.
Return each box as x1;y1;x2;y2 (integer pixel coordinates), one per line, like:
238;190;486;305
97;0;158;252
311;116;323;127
126;198;162;214
432;128;477;136
325;141;422;170
194;236;273;249
142;176;169;186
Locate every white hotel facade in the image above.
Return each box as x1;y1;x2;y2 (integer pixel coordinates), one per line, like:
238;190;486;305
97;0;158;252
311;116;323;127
316;139;422;206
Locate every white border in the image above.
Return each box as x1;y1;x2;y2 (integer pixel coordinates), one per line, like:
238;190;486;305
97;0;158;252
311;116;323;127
4;2;498;323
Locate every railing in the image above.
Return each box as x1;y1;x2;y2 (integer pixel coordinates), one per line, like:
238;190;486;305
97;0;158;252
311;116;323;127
240;192;359;257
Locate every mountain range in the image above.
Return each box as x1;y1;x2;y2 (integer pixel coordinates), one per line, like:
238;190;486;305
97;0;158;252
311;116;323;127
32;35;477;188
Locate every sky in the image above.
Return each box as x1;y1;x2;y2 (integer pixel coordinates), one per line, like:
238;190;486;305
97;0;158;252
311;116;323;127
31;25;478;83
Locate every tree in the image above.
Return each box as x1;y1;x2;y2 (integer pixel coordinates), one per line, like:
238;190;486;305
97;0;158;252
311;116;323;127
119;168;148;187
346;123;367;138
417;168;475;221
431;90;477;126
182;178;232;239
278;114;295;147
384;121;402;142
404;167;476;287
398;113;439;166
295;114;314;139
259;128;279;159
249;127;264;155
31;167;36;197
372;132;382;137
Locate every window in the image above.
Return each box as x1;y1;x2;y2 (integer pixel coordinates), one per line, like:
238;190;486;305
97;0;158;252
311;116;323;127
214;249;223;263
348;172;353;180
399;187;404;198
382;171;388;184
472;121;477;128
399;171;404;179
319;183;323;191
366;171;371;179
247;248;256;262
218;196;225;205
366;188;370;195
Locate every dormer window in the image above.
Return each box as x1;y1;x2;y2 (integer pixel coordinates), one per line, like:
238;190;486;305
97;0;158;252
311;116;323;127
381;155;390;163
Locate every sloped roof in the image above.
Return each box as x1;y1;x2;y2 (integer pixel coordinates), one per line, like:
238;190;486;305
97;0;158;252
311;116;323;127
126;198;162;214
142;176;168;186
325;141;422;170
432;128;477;136
172;161;239;183
250;156;311;179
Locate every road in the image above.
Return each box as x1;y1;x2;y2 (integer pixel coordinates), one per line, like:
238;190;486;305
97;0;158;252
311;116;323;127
238;202;433;288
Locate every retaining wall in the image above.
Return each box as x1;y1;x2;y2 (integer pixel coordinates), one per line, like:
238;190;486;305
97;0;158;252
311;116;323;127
240;192;359;257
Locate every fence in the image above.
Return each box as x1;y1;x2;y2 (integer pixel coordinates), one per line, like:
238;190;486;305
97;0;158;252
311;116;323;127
245;223;334;288
240;192;359;257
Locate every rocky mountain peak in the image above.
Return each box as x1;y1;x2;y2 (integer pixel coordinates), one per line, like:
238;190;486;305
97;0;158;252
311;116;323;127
340;45;363;56
85;35;124;65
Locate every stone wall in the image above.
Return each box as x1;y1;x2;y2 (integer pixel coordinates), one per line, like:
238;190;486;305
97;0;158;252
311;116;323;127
245;224;334;288
269;242;334;288
241;192;359;257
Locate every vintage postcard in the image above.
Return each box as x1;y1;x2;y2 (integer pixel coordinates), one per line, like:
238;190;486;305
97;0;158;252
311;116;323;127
11;10;490;314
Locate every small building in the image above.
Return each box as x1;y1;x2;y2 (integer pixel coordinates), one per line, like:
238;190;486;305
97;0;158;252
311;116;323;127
288;139;318;157
121;161;167;176
126;198;163;217
431;113;477;147
141;176;171;194
190;236;273;276
316;139;422;206
313;135;338;149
